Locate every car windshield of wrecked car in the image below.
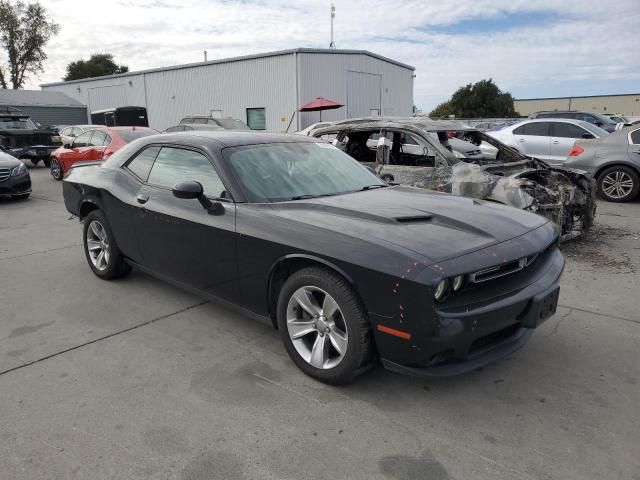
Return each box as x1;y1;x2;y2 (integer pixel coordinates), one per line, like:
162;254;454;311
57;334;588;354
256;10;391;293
225;142;387;202
0;116;37;129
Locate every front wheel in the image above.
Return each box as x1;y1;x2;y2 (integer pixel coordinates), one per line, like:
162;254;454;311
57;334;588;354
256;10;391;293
83;210;131;280
50;158;63;180
277;267;373;384
597;166;639;202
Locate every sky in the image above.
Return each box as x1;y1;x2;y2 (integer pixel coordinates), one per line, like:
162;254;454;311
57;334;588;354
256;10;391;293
27;0;640;112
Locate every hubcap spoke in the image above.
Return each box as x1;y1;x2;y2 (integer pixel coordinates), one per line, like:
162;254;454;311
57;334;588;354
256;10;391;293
288;319;316;339
328;328;348;355
293;289;321;317
322;294;339;319
86;240;101;251
309;334;329;368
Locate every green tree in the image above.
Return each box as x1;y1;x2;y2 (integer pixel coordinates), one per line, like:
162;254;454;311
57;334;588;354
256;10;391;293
429;79;518;118
64;53;128;81
0;0;59;89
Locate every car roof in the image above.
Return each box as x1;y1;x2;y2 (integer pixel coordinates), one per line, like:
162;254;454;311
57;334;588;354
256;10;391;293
157;131;322;148
311;116;475;132
508;118;591;127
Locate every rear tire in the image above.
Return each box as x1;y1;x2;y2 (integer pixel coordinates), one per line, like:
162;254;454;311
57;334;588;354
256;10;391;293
83;210;131;280
597;166;639;202
277;267;373;384
50;158;63;180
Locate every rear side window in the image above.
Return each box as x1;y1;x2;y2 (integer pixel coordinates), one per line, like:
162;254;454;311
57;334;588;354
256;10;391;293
73;131;93;147
515;122;550;136
551;122;589;138
147;147;226;197
630;129;640;145
126;146;160;181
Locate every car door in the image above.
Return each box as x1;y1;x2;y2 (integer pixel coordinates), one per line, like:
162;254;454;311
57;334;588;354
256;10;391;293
58;130;93;171
628;128;640;163
132;145;238;302
511;122;551;159
548;121;592;164
84;130;110;161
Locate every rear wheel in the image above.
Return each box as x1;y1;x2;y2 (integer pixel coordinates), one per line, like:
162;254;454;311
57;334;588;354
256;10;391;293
597;166;639;202
83;210;131;280
277;267;373;384
50;158;63;180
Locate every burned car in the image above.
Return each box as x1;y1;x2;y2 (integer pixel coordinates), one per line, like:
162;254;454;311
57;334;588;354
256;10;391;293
307;118;596;240
0;107;62;167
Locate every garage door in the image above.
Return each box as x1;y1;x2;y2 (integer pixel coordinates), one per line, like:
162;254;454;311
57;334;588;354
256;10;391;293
88;84;127;112
347;71;381;118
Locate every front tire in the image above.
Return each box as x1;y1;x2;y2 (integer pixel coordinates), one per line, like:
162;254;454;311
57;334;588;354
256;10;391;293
50;157;63;180
597;166;639;202
277;267;373;384
83;210;131;280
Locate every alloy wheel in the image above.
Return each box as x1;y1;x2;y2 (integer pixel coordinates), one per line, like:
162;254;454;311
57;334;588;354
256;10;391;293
86;220;110;271
602;171;634;199
51;159;61;179
286;286;348;369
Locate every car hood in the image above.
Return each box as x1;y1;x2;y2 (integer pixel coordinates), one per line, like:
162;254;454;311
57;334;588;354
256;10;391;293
0;151;21;167
267;186;548;264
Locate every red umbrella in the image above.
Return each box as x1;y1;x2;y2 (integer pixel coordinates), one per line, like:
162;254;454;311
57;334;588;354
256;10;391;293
298;97;343;121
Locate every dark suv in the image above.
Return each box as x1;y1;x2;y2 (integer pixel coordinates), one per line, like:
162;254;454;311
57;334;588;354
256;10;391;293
0;107;62;166
530;111;618;133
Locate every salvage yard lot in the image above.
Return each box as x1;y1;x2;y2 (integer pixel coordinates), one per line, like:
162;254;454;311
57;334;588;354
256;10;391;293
1;167;639;480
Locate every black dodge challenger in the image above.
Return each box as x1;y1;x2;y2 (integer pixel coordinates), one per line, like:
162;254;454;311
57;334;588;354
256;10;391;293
63;132;564;384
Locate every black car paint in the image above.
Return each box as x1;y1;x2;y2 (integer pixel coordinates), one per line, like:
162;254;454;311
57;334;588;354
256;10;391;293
63;132;564;376
0;154;31;196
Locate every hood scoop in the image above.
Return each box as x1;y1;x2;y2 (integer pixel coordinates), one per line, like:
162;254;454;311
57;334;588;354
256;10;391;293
394;215;433;224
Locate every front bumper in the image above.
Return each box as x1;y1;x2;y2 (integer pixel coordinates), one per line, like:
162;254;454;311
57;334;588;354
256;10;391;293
8;145;60;160
0;172;31;195
376;240;564;377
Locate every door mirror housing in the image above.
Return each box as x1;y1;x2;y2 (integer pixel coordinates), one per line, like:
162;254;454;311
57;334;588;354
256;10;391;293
581;133;595;139
173;180;225;215
173;180;204;199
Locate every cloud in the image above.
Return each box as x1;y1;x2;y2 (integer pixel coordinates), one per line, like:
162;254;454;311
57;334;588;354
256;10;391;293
26;0;640;111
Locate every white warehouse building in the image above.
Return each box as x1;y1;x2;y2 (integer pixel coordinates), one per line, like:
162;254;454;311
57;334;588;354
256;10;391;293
40;48;415;132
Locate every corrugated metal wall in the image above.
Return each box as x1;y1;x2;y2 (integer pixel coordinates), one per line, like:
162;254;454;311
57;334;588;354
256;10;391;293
296;52;414;129
16;106;87;127
42;51;414;132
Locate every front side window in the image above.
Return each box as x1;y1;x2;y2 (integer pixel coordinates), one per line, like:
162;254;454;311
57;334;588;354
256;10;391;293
73;131;93;147
225;142;386;202
89;130;108;146
147;147;226;198
551;122;589;139
630;129;640;145
126;146;160;181
246;108;266;130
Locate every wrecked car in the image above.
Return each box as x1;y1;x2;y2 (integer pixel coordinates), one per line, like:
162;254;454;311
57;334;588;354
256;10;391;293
0;107;62;167
306;118;596;240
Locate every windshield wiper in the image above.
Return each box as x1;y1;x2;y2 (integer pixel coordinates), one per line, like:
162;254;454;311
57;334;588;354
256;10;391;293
360;184;388;191
289;193;334;201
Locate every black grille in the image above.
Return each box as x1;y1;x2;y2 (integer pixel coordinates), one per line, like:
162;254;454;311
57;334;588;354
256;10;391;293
0;167;10;182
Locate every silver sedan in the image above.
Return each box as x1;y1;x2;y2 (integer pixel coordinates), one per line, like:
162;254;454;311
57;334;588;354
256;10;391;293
563;126;640;202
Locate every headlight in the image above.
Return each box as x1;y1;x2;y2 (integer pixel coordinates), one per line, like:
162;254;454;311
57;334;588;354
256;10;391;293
11;162;27;176
434;279;449;302
452;275;464;292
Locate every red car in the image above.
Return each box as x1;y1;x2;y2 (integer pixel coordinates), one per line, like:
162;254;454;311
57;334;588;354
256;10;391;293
49;126;156;180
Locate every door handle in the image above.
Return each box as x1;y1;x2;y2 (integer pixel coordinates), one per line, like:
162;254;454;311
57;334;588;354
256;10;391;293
136;194;149;204
519;139;525;142
552;141;559;144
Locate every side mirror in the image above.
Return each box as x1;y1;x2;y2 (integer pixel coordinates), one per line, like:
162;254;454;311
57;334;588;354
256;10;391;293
63;143;72;149
172;181;225;215
173;180;204;199
581;133;595;139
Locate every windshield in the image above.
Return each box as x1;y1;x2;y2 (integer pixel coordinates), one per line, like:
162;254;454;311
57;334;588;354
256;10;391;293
215;118;250;130
579;121;609;137
0;116;37;129
225;142;386;202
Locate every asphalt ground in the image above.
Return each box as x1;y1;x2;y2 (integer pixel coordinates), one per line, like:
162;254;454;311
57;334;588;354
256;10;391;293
1;165;638;480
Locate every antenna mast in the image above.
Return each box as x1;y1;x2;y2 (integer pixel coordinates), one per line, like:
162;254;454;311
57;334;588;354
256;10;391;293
330;3;336;49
